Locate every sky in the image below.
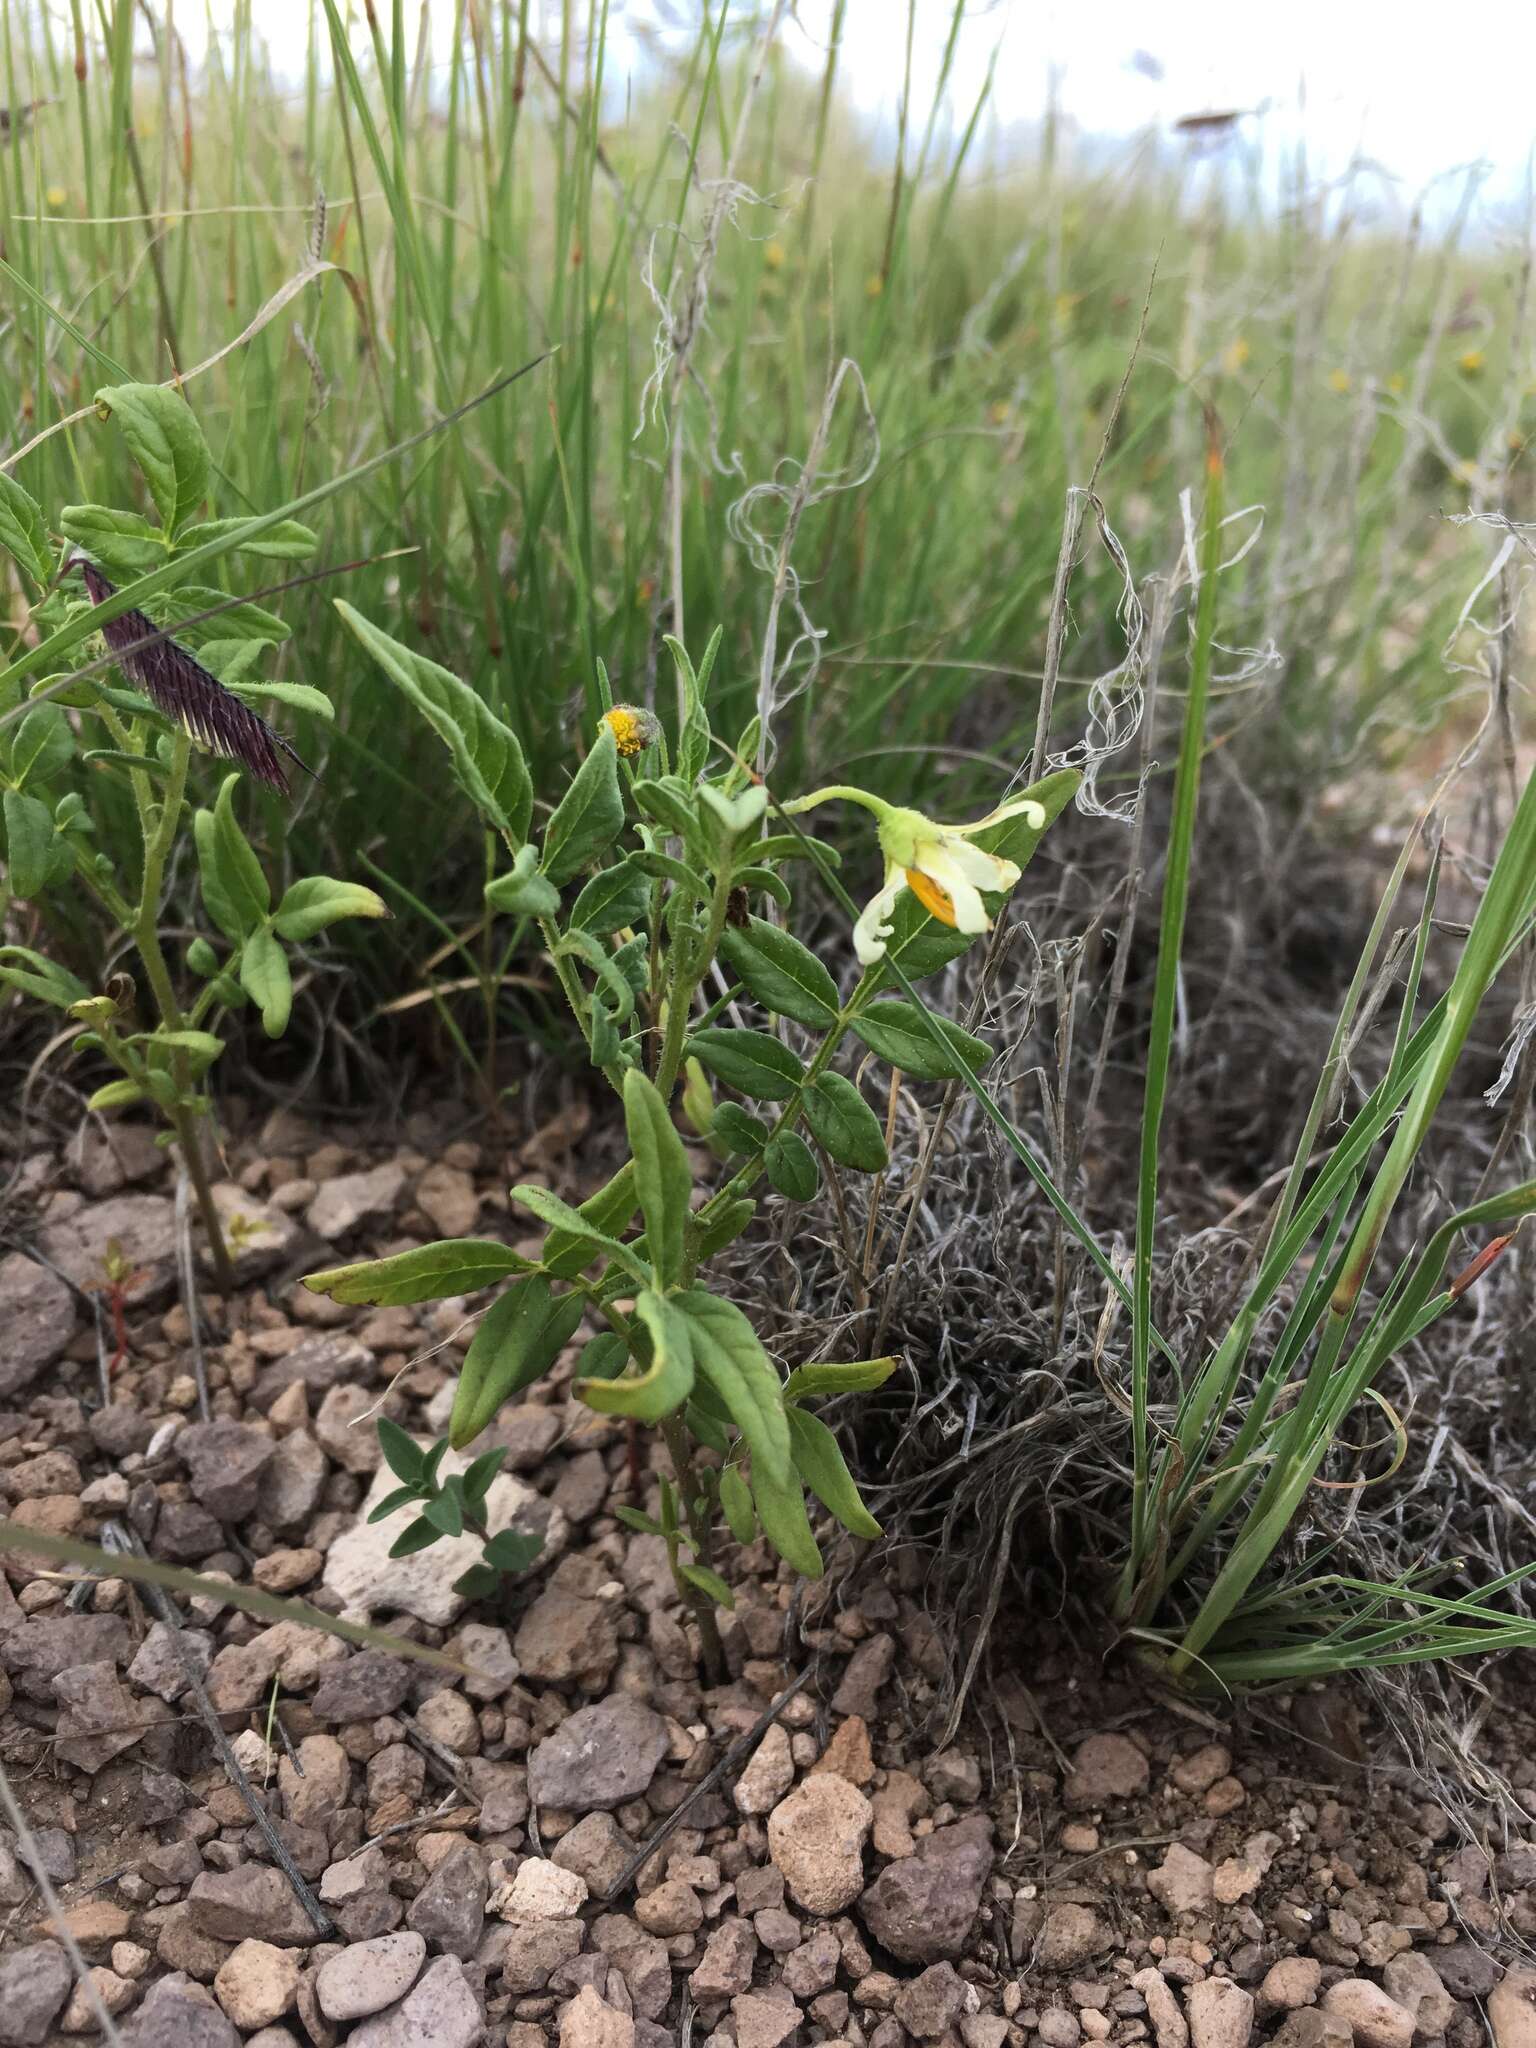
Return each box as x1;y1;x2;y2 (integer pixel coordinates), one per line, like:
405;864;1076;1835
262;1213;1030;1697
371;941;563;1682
186;0;1536;218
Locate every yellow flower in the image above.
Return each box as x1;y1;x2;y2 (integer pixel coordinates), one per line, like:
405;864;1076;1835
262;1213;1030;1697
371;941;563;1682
1458;348;1486;375
1222;337;1250;373
764;239;786;270
45;185;68;209
988;400;1011;426
1386;372;1406;395
1328;368;1352;395
865;273;884;299
601;704;660;759
782;787;1046;965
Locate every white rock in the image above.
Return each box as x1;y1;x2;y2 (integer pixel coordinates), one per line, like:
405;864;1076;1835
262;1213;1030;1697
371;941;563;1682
733;1724;795;1816
1132;1969;1190;2048
1186;1978;1254;2048
323;1441;567;1626
315;1932;427;2022
1490;1967;1536;2048
1321;1981;1416;2048
500;1858;588;1921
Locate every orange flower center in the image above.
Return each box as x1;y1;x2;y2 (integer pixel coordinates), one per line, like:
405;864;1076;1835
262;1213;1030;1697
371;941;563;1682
905;867;957;926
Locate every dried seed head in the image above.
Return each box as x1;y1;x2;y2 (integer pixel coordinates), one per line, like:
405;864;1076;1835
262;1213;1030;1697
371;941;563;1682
74;559;307;793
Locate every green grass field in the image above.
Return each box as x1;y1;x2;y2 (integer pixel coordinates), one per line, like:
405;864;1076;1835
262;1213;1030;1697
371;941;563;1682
2;1;1529;1025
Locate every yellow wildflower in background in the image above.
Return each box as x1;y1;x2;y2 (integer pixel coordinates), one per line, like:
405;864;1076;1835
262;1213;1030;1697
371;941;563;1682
45;185;67;209
865;274;884;299
1458;349;1486;375
1328;368;1352;395
988;400;1011;427
764;240;785;270
1222;338;1251;373
1386;372;1406;395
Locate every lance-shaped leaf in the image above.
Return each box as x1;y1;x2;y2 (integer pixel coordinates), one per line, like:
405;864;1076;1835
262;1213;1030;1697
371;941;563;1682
719;917;840;1029
624;1068;693;1290
674;1289;791;1487
577;1290;694;1422
543;723;623;884
449;1277;587;1447
787;1405;882;1539
337;599;532;840
307;1239;531;1305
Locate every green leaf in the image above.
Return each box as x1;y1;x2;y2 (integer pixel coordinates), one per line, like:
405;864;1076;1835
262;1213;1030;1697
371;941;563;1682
462;1447;507;1511
751;1460;824;1577
306;1239;530;1305
764;1129;819;1200
511;1183;649;1283
274;876;390;941
94;381;210;531
137;1028;225;1072
664;632;717;784
239;926;293;1038
366;1483;421;1524
571;861;649;936
424;1485;465;1539
448;1277;587;1447
631;849;710;897
2;789;54;898
803;1072;889;1171
624;1068;694;1291
0;473;53;586
733;866;791;910
719;917;840;1029
851;1001;992;1082
0;945;88;1010
699;781;768;845
226;680;335;722
177;516;319;560
193;774;269;940
697;1197;756;1260
633;777;700;841
388;1516;443;1558
452;1563;502;1601
674;1289;791;1486
719;1464;757;1543
689;1028;806;1100
787;1405;882;1539
711;1104;769;1155
679;1562;736;1609
486;842;561;918
10;704;74;789
483;1528;544;1573
59;503;171;578
577;1331;630;1382
880;768;1081;980
615;1506;664;1537
543;724;623;885
577;1289;694;1422
543;1164;638;1280
783;1357;899;1401
85;1080;145;1112
376;1418;425;1485
337;600;533;840
154;584;289;646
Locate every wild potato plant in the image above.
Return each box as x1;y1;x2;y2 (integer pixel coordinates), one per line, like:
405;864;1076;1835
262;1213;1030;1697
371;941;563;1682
306;611;1073;1665
0;384;386;1284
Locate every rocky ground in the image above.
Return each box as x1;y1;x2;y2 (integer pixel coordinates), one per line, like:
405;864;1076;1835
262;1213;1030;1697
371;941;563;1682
2;1109;1536;2048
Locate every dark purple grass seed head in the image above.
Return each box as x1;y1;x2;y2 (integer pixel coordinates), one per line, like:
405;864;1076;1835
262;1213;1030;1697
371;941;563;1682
73;557;307;794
